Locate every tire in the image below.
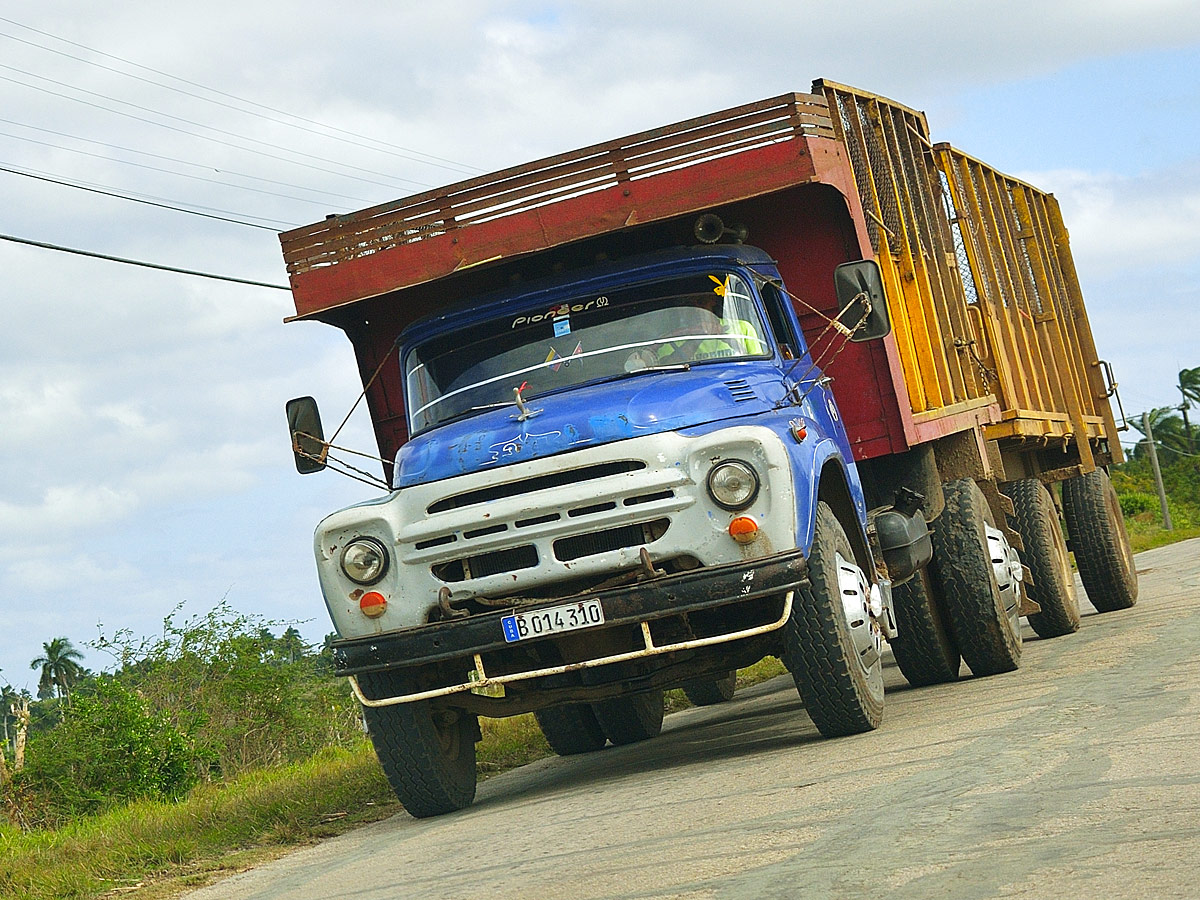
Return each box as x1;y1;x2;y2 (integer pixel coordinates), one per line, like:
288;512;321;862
931;479;1022;677
888;567;961;686
361;691;478;818
682;670;737;706
782;501;884;737
534;703;608;755
591;690;665;746
1010;478;1080;637
1062;467;1138;612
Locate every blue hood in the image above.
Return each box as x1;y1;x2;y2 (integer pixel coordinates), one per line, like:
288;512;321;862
394;364;786;487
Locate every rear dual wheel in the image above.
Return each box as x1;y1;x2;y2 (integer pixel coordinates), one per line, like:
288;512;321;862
682;671;737;706
591;690;665;745
535;703;608;755
1010;478;1080;638
889;567;961;686
931;479;1022;677
1063;467;1138;612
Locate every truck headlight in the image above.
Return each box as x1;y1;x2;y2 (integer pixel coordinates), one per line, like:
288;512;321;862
340;537;389;585
706;460;760;510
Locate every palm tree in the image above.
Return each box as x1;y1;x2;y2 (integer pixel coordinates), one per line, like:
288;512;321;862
1177;366;1200;454
30;637;85;704
278;627;307;664
1129;408;1190;464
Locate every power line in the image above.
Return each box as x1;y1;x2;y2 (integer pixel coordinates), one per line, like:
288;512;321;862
0;232;291;290
0;67;430;192
0;163;291;230
0;128;357;211
0;116;377;206
0;15;482;176
0;125;367;210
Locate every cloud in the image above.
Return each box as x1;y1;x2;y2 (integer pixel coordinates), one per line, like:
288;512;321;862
1019;162;1200;276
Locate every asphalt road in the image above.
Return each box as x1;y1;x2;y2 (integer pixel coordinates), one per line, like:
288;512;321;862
188;538;1200;900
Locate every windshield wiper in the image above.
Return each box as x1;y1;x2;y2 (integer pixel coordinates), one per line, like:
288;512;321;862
613;363;691;381
464;401;512;413
427;401;513;430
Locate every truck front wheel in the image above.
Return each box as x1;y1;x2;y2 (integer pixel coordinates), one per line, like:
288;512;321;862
783;501;884;736
1062;467;1138;612
889;567;961;686
591;690;665;745
1010;478;1080;637
931;478;1022;676
534;703;608;755
360;685;478;818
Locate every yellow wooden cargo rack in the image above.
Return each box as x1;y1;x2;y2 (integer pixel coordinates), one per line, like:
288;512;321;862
815;79;1120;465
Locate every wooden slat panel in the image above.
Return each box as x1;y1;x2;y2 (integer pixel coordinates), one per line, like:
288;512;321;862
949;153;1031;411
281;93;834;278
1011;186;1071;415
981;169;1051;412
827;90;928;412
882;102;957;406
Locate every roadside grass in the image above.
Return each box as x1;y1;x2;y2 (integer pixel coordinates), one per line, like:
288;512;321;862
1112;457;1200;554
1126;518;1200;554
0;743;398;900
2;658;791;900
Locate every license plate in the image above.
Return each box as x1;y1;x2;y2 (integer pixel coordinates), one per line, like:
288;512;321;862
502;599;605;643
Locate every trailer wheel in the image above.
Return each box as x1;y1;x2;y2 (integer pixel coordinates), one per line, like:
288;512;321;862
591;690;665;746
931;479;1022;677
361;689;477;818
782;501;884;736
1010;478;1080;637
888;568;961;686
1063;467;1138;612
534;703;608;755
682;670;738;706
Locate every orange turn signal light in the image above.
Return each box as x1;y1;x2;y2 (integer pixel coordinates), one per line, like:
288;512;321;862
728;516;759;544
360;591;387;618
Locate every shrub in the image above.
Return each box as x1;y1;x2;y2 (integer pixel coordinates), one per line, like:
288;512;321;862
92;602;362;778
21;677;201;823
1119;491;1159;518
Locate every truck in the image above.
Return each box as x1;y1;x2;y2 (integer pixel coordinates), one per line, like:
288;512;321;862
280;80;1136;818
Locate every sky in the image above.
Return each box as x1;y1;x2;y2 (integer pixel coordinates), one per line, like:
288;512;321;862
3;1;1200;692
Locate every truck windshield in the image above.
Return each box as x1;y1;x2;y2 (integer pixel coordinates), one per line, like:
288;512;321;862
405;271;769;433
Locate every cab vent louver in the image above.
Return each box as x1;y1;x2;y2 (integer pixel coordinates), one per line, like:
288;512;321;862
725;379;757;402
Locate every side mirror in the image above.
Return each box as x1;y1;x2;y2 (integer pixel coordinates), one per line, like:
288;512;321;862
833;259;890;342
286;396;327;474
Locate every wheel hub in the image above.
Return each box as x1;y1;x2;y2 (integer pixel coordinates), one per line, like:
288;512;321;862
835;551;881;670
985;524;1023;626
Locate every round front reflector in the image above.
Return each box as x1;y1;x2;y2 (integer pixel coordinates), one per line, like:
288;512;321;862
360;591;387;618
728;516;759;544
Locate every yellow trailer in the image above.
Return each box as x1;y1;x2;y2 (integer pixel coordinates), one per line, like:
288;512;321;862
814;81;1136;678
817;80;1125;477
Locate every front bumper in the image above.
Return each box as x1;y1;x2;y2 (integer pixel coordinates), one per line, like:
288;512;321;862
335;549;809;707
